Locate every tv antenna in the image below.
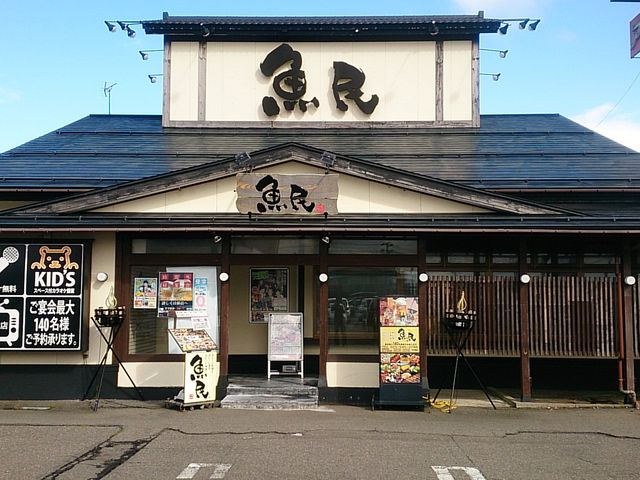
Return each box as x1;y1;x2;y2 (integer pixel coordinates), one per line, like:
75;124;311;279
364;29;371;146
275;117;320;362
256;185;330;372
103;82;117;115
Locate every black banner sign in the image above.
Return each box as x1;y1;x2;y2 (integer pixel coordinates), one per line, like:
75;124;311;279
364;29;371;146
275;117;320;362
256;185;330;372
0;244;84;351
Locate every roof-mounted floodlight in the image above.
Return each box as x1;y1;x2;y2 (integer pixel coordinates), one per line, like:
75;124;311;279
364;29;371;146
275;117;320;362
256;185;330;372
104;20;142;38
499;18;541;35
148;74;163;83
139;49;163;60
480;73;501;81
480;48;508;58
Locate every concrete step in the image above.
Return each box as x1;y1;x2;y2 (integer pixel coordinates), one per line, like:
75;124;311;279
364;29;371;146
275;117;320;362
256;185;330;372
226;383;318;397
220;393;319;410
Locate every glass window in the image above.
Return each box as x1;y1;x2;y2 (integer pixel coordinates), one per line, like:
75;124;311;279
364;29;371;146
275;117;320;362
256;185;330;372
491;253;518;264
327;267;417;355
447;252;485;264
231;236;318;254
128;265;219;355
329;238;417;255
425;252;443;264
132;238;221;254
583;253;617;265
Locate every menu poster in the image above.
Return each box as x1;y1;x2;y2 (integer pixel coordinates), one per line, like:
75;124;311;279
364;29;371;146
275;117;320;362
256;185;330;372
250;268;288;323
379;296;421;385
133;277;157;309
158;272;193;317
268;313;303;361
379;296;419;326
168;328;217;353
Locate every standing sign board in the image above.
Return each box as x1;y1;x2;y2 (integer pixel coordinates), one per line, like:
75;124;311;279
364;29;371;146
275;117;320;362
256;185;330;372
377;297;423;408
268;312;304;378
169;328;219;406
0;244;85;351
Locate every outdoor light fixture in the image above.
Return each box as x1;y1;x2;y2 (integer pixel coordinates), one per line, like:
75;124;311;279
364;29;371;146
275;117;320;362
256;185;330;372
320;151;336;167
480;48;508;58
213;235;222;244
318;273;328;283
96;272;109;282
219;272;229;282
321;236;331;244
624;275;637;286
480;73;501;81
234;152;251;165
419;273;429;283
104;20;142;38
498;18;541;35
148;74;163;83
429;20;439;36
139;49;163;60
520;274;531;284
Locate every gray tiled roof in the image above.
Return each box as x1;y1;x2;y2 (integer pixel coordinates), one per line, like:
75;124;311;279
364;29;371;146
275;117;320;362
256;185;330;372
141;14;501;39
2;114;639;191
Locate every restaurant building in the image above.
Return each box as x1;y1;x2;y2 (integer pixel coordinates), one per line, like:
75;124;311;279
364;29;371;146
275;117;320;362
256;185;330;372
0;13;639;404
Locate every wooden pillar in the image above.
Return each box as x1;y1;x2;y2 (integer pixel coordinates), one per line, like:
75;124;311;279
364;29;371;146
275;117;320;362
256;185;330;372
622;247;636;397
518;239;532;401
318;241;329;388
418;237;429;394
219;235;231;383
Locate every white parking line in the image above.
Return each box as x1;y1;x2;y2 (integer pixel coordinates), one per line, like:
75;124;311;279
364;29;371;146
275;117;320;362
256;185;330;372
431;465;487;480
177;463;233;479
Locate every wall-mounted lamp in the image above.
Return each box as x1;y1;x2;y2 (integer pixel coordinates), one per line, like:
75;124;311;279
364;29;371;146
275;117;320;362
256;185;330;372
96;272;109;282
321;235;331;244
520;274;531;284
139;49;163;60
213;235;222;244
624;275;637;286
219;272;229;282
498;18;541;35
480;73;501;81
318;273;328;283
419;273;429;283
148;74;163;84
480;48;508;58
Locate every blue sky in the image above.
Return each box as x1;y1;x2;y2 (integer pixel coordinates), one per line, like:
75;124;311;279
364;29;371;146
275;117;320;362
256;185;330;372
1;0;639;152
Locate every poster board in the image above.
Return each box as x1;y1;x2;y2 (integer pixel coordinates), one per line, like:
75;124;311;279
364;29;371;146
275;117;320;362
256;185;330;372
268;312;303;378
250;268;289;323
377;296;422;408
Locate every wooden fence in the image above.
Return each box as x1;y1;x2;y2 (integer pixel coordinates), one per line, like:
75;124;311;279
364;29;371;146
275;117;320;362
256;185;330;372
425;275;619;358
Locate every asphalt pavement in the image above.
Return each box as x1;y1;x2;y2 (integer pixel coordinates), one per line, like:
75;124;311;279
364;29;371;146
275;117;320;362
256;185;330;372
1;395;639;480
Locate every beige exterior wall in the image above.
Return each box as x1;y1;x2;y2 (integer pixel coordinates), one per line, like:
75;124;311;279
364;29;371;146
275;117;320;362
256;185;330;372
443;40;473;121
118;362;183;387
166;40;475;123
169;42;200;121
327;362;379;388
93;161;489;215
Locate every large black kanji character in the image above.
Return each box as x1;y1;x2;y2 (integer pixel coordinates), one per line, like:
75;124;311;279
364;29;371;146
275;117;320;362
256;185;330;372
332;61;379;115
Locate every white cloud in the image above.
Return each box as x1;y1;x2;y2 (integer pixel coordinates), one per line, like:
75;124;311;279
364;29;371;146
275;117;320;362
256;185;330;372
573;104;640;153
0;85;21;105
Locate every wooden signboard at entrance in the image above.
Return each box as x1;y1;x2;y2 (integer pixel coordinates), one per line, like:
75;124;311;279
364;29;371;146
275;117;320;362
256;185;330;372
236;173;338;215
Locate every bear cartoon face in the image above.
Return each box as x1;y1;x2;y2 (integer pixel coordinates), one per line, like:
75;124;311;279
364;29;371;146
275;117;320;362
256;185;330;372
31;246;79;270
